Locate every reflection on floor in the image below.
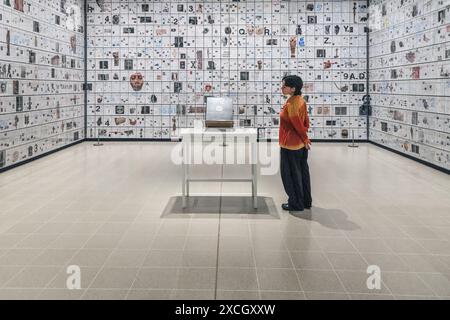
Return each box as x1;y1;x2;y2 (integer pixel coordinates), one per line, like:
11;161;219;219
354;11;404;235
0;142;449;300
162;196;279;218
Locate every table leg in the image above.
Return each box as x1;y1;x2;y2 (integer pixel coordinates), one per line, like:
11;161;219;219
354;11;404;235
182;144;186;208
252;163;257;209
186;164;190;197
252;142;258;209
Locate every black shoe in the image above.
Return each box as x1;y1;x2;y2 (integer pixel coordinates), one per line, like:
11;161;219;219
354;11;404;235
282;203;304;211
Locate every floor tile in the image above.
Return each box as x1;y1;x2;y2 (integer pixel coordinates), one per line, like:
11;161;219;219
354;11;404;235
46;267;100;289
296;270;346;293
284;237;322;251
383;238;428;254
349;238;394;254
350;293;395;300
5;266;62;288
15;234;60;249
175;268;216;290
217;268;258;291
416;273;450;297
218;235;253;251
126;289;172;300
218;250;255;268
315;237;357;253
83;234;124;250
37;289;85;300
290;251;333;270
257;268;302;291
1;143;450;299
96;222;132;235
48;234;92;249
398;254;449;273
417;240;450;255
216;290;260;300
181;250;217;267
30;249;78;266
103;250;147;268
0;234;27;249
69;249;112;267
116;232;154;250
184;236;218;251
260;291;306;300
382;272;436;296
82;289;129;300
254;250;294;268
304;292;350;300
0;266;23;287
89;268;139;289
336;270;391;294
142;250;184;267
170;290;215;300
132;267;180;289
0;249;44;266
326;252;368;271
0;289;42;300
150;236;186;251
395;295;438;300
361;253;411;272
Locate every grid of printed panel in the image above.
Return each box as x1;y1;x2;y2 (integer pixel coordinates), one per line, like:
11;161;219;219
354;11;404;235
369;0;450;170
0;0;85;170
86;0;368;141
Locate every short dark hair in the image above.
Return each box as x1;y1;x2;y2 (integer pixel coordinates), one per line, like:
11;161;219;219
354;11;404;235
282;75;303;96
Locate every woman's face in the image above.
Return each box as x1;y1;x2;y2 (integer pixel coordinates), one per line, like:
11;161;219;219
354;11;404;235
281;81;295;96
130;72;144;91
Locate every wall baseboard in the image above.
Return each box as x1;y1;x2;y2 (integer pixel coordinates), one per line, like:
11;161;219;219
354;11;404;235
0;140;85;174
2;139;447;175
369;141;449;175
84;138;172;142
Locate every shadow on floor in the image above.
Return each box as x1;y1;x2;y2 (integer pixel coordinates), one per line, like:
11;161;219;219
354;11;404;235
161;196;280;219
289;206;360;231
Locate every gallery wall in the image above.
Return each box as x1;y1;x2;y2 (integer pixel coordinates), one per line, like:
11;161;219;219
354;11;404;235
0;0;85;171
86;0;369;141
2;0;447;172
369;0;450;170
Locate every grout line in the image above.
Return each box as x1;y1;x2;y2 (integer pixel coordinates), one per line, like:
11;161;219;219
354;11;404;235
213;157;224;300
124;206;164;300
78;203;140;299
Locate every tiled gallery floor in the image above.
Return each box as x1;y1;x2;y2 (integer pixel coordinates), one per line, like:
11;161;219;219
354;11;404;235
0;142;449;300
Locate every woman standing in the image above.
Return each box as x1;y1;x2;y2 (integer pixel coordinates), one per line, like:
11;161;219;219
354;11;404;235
279;75;312;211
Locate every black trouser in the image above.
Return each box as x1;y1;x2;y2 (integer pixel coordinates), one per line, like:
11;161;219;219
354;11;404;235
280;147;312;210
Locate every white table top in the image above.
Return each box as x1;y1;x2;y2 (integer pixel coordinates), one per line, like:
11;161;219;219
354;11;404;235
180;128;258;141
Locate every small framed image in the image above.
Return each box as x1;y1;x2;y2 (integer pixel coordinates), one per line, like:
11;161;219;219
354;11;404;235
33;21;40;33
124;59;133;70
115;105;125;114
438;10;445;23
240;71;249;81
13;80;19;94
317;49;326;58
16;95;23;112
308;16;317;24
29;51;36;64
0;150;5;168
0;81;7;93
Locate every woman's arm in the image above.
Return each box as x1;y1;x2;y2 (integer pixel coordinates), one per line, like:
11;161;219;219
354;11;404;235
287;100;311;146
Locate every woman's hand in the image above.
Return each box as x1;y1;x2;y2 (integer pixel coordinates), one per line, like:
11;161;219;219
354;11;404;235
305;141;311;150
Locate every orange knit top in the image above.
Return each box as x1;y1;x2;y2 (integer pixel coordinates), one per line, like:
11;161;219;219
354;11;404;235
279;95;311;150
